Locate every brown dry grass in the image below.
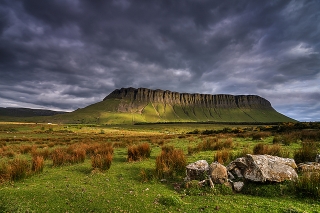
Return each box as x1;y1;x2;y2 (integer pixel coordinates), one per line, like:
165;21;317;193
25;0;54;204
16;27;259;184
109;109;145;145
31;156;44;173
127;143;151;162
91;152;113;171
155;146;186;179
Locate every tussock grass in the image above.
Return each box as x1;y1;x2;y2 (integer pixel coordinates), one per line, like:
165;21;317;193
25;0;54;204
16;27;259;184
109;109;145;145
252;132;272;140
253;143;289;157
188;137;233;155
127;143;151;162
294;141;318;164
91;152;113;171
292;172;320;198
214;149;233;164
31;148;51;160
156;146;186;179
31;156;44;173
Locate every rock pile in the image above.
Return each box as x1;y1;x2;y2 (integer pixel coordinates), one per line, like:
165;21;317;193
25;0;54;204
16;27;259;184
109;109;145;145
185;154;299;192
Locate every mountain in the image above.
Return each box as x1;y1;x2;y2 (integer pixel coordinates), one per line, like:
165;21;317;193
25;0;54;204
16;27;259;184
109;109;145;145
0;107;66;117
49;87;296;124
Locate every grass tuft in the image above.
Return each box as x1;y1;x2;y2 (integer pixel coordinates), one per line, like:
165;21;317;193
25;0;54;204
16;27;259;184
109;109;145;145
127;143;151;162
155;146;186;179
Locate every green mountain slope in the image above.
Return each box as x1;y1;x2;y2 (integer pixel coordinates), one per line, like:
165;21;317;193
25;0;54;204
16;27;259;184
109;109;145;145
0;88;296;124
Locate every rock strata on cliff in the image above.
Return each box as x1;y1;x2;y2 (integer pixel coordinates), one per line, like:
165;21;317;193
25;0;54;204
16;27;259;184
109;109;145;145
104;87;273;112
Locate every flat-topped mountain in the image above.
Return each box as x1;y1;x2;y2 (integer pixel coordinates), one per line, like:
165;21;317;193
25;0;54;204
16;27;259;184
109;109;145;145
104;87;272;111
49;87;295;124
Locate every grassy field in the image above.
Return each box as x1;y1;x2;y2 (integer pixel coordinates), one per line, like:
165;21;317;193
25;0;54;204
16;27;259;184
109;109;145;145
0;122;319;212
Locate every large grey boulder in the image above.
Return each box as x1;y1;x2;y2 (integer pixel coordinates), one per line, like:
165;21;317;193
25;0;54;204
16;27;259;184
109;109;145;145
186;160;209;181
209;162;228;184
227;154;298;182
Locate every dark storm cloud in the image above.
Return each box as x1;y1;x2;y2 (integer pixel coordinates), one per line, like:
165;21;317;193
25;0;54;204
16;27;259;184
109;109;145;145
0;0;319;121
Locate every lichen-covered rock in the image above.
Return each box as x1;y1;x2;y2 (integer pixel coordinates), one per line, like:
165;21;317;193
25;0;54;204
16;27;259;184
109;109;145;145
227;154;298;182
209;162;228;184
298;162;320;172
186;160;209;181
233;181;244;192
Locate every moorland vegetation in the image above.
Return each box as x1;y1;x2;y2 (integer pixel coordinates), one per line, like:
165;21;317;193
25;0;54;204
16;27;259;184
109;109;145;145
0;122;319;212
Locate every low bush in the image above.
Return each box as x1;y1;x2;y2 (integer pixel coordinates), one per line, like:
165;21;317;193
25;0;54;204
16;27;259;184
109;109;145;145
156;146;186;179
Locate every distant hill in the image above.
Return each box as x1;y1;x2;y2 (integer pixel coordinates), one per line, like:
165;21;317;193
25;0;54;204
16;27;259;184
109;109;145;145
48;87;296;124
0;107;67;117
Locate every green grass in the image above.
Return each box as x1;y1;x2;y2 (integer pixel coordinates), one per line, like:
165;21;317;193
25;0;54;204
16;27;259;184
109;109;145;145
0;123;319;212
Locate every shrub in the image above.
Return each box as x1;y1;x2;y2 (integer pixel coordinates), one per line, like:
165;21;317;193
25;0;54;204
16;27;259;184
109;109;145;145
156;146;186;179
31;156;44;173
91;152;113;171
294;141;318;164
127;143;151;162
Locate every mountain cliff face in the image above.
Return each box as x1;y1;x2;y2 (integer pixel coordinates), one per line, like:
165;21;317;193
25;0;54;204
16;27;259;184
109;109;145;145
104;87;272;112
48;87;294;124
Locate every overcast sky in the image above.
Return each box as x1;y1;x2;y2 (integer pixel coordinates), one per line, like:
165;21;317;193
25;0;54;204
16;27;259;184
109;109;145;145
1;0;319;121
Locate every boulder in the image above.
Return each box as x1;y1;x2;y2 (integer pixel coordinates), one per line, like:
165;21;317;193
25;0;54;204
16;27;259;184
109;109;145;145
227;154;298;182
297;162;320;172
209;162;228;184
186;160;209;181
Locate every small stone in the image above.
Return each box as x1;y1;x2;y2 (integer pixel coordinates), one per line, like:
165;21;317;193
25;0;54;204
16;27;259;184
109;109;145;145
233;181;244;192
